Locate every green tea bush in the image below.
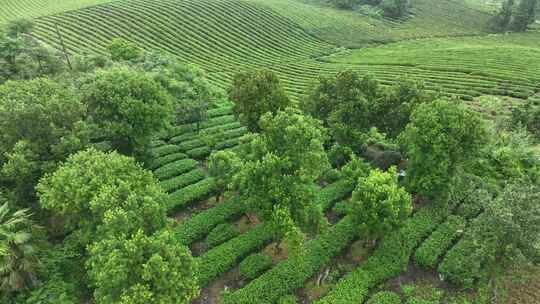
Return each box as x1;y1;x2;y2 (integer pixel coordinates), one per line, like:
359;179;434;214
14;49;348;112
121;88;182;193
222;216;357;304
315;202;454;304
239;253;273;280
415;215;466;268
149;152;187;170
149;144;181;158
174;197;245;245
159;169;206;193
165;178;217;213
153;158;198;180
197;223;274;287
205;223;240;248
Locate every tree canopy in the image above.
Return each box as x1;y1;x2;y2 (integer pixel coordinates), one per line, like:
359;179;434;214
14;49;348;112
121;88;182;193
348;167;412;240
234;108;330;234
400;99;488;198
81;66;174;156
229;69;290;132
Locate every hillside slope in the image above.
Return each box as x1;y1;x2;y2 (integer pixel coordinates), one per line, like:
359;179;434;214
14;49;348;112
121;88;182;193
20;0;539;101
246;0;494;47
0;0;114;24
31;0;335;96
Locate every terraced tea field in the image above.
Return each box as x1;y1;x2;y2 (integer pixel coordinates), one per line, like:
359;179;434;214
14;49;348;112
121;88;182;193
246;0;493;47
21;0;539;101
0;0;114;23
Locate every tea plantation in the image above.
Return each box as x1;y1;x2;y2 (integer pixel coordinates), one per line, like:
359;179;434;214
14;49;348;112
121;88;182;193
0;0;539;304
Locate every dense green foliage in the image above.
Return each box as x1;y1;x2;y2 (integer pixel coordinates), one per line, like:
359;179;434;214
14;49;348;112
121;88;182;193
0;78;87;209
0;203;42;293
81;67;174;156
303;70;431;152
38;149;167;240
87;230;198;304
229;70;290;132
349;167;412;239
401;99;488;198
234;108;330;237
238;253;273;280
205;223;239;247
1;1;540;303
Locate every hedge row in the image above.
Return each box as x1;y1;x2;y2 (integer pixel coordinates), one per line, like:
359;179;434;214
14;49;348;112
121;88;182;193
149;139;166;148
437;214;488;288
168;115;237;138
222;216;357;304
174;197;245;245
169;121;241;145
414;215;466;269
205;223;240;247
159;169;206;193
239;253;273;280
165;178;217;213
366;291;401;304
149;144;182;158
178;127;247;151
207;106;233;118
316;179;354;212
186;146;212;160
315;202;454;304
197;223;274;287
153;159;198;180
149;152;188;170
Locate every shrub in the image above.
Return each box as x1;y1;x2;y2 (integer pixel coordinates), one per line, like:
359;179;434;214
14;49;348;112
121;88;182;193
367;291;401;304
153;159;198;180
222;216;357;303
159;169;206;193
205;223;240;248
197;223;274;287
315;202;454;304
149;152;187;170
415;215;466;268
239;253;273;280
149;144;182;158
165;178;217;213
174;197;245;245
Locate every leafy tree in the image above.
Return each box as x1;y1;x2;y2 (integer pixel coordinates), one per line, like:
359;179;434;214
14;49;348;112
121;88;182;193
348;167;412;241
234;108;330;236
381;0;409;18
331;0;357;10
0;20;64;83
0;78;88;209
81;66;174;156
461;180;540;274
374;79;433;138
208;151;241;202
512;0;538;31
494;0;516;31
400;99;488;198
4;19;34;38
37;148;167;244
303;71;430;151
106;38;141;62
0;202;42;293
145;61;223;128
229;69;290;132
511;99;540;139
87;229;199;304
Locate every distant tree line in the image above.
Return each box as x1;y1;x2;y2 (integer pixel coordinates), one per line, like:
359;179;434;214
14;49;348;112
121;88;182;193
494;0;538;32
330;0;410;18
